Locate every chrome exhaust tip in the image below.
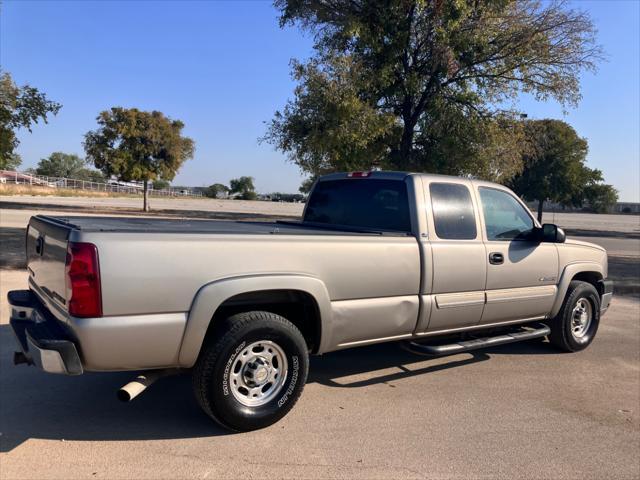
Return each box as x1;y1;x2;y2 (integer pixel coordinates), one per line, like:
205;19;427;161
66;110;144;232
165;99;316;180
117;369;178;402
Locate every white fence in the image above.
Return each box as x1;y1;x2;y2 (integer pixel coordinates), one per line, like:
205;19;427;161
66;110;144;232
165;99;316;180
0;170;203;197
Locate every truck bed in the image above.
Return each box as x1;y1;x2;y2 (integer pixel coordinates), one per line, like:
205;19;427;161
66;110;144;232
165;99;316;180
40;216;407;236
26;214;420;323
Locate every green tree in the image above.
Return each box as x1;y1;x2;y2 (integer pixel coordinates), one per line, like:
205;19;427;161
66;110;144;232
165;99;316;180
299;176;317;194
35;152;105;182
205;183;230;198
229;176;257;200
152;179;171;190
509;119;616;220
0;71;61;165
84;108;195;211
265;0;602;185
79;169;106;183
1;152;22;171
584;183;618;214
36;152;86;178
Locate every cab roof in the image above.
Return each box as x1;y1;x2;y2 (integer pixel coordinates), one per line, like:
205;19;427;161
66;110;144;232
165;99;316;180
316;170;506;190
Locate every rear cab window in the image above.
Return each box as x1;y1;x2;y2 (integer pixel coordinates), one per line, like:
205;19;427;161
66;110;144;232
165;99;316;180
429;183;477;240
304;179;411;232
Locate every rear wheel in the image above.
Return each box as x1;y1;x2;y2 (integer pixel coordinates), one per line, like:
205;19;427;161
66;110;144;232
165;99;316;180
548;280;600;352
192;311;308;431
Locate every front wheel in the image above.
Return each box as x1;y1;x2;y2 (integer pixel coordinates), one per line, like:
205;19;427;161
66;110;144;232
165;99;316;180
548;280;601;352
192;311;309;432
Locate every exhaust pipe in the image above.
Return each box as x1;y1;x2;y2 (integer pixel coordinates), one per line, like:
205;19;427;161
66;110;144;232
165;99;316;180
117;369;178;402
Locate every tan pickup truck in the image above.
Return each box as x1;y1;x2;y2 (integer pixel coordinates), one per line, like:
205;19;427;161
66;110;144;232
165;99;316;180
8;171;612;431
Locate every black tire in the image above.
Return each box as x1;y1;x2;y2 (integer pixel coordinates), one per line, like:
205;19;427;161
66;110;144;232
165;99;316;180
548;280;600;352
192;311;309;432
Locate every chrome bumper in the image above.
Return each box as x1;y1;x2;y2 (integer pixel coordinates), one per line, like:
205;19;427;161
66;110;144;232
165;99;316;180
8;290;83;375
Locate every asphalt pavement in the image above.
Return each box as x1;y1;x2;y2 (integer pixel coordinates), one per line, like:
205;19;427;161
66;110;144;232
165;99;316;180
0;267;638;479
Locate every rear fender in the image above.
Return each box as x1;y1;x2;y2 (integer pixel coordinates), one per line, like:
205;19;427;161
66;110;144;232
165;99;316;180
178;274;332;367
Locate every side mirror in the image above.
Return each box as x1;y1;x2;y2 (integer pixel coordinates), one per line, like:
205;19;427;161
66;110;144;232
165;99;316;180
539;223;566;243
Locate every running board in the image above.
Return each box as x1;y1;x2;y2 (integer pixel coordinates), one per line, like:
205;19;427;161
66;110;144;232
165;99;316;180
403;323;551;357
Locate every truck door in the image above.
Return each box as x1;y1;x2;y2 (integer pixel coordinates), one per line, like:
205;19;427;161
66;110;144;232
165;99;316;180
476;186;559;324
421;181;486;332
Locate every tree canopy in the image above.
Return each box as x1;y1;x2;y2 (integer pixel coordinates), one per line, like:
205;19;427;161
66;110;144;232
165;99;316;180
1;153;22;171
583;183;619;214
0;71;61;168
230;176;257;200
205;183;230;198
84;108;195;211
509;119;617;219
35;152;104;181
265;0;602;186
152;179;171;190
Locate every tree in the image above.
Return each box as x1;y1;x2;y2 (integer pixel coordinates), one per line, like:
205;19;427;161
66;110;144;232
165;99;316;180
299;176;317;194
584;183;618;214
509;119;616;220
205;183;230;198
152;179;171;190
84;108;195;211
36;152;86;178
229;176;257;200
35;152;105;182
0;71;61;164
0;152;22;170
265;0;602;186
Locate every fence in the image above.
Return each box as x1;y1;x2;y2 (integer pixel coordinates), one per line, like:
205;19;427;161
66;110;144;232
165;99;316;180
0;170;203;198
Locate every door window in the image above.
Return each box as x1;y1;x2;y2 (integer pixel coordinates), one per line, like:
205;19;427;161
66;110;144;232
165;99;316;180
479;187;534;241
429;183;477;240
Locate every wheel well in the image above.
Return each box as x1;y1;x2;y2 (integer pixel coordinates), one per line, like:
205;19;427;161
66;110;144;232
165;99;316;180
572;271;604;294
206;289;322;353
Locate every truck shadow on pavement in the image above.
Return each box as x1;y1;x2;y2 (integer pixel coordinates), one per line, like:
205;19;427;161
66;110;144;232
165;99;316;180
0;325;559;452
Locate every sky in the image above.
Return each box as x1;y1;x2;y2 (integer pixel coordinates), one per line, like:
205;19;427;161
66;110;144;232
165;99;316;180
1;0;639;201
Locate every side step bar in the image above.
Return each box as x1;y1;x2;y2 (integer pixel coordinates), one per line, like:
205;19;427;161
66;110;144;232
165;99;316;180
403;323;551;357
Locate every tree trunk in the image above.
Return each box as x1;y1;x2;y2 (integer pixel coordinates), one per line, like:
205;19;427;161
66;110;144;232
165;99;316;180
143;180;150;212
537;198;544;223
397;114;417;170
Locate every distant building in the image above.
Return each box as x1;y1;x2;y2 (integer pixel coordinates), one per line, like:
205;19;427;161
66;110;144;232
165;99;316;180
614;202;640;214
526;200;639;214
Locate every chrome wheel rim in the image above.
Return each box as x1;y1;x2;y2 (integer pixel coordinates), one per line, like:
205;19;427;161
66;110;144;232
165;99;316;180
229;340;288;407
571;298;592;339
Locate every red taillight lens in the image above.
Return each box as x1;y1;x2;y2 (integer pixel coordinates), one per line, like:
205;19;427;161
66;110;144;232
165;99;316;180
65;242;102;318
347;171;371;178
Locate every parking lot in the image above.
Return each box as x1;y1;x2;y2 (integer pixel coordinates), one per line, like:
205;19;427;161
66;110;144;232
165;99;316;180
1;200;639;479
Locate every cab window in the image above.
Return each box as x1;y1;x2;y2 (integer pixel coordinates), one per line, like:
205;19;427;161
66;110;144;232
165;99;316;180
429;183;477;240
479;187;534;241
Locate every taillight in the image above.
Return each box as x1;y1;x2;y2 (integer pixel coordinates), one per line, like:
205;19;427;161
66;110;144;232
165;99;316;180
347;171;371;178
65;242;102;318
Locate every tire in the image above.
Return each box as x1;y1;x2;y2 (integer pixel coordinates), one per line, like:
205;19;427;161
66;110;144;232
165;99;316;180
548;280;601;352
192;311;309;432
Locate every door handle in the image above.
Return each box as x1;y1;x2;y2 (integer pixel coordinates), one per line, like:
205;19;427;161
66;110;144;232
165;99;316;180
489;252;504;265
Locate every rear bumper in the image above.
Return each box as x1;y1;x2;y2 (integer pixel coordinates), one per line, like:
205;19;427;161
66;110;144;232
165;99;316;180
14;281;188;371
8;290;83;375
599;279;613;315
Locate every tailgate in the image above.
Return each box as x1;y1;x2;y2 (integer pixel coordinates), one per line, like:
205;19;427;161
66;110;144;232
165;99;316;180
27;216;72;310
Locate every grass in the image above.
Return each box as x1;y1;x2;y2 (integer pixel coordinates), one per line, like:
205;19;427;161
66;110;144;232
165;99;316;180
0;184;140;198
0;183;207;200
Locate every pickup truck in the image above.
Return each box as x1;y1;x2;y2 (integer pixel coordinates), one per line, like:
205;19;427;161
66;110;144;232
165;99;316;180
8;171;613;431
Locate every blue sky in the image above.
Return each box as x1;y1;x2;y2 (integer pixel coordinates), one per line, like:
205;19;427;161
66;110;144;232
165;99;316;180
2;0;638;201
